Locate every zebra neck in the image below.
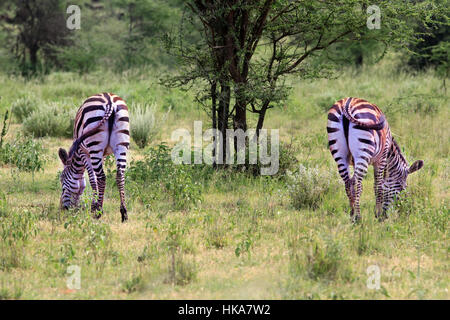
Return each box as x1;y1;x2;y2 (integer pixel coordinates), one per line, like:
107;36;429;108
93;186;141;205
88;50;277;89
68;151;85;178
385;140;408;179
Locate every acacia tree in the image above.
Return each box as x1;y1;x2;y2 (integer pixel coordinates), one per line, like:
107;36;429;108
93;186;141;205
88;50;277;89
0;0;69;74
163;0;441;166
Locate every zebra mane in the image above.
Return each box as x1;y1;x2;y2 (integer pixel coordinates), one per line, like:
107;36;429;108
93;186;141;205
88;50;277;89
68;126;103;159
390;138;407;166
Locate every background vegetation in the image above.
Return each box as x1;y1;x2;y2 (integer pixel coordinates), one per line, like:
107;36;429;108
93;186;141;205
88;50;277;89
0;0;448;299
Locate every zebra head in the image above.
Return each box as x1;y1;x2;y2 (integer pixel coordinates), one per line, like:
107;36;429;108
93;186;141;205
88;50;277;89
383;159;424;209
58;148;86;210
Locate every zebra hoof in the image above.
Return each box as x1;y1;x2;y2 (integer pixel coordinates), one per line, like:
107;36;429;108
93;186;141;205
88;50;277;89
351;215;361;224
93;210;103;219
120;206;128;223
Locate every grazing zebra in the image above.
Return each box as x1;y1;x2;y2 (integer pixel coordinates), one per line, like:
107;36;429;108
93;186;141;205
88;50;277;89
327;97;423;221
58;93;130;222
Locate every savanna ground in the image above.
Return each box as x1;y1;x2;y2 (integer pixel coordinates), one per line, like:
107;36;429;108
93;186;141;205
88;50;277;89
0;56;448;299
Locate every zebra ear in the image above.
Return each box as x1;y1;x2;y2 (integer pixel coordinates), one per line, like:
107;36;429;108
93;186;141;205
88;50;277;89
408;160;424;174
58;148;69;165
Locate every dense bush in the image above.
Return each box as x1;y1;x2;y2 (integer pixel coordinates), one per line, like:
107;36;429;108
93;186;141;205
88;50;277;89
127;143;202;210
130;102;170;149
11;97;37;122
0;134;45;178
22;102;74;138
287;164;334;210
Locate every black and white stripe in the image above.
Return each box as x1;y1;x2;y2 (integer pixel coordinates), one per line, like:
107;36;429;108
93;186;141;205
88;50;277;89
327;97;424;221
58;93;130;222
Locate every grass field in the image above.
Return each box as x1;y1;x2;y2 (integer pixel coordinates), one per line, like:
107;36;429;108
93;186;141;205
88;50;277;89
0;56;448;299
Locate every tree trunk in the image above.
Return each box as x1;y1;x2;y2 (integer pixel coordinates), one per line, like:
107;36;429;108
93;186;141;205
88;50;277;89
256;107;267;138
211;81;217;168
29;44;39;73
217;82;230;165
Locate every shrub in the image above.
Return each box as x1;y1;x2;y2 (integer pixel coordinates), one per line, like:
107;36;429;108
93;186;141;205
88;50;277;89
22;102;74;138
288;234;351;281
164;221;198;286
11;97;37;122
205;219;229;249
130;102;170;149
0;193;7;218
0;134;45;181
304;236;346;280
0;209;38;270
277;141;299;177
287;164;333;209
122;274;144;294
127;143;202;210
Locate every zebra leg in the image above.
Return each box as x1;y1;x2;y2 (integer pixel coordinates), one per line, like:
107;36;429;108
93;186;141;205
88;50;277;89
114;146;128;222
88;151;106;219
94;166;106;219
82;153;100;215
352;160;369;222
327;118;354;217
346;176;355;217
373;166;386;221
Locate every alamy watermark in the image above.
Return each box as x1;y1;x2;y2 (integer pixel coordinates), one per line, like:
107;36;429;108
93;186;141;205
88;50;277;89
367;5;381;30
66;265;81;290
66;5;81;30
171;121;279;175
366;264;381;290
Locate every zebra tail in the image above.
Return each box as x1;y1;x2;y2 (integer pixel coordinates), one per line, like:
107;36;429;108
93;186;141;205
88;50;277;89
68;95;114;159
343;98;386;131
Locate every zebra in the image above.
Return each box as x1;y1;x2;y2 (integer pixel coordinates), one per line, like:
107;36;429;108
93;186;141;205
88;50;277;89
58;92;130;222
327;97;423;222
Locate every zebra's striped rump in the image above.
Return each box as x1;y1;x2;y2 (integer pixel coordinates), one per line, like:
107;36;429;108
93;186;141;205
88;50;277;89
58;93;130;222
327;97;423;221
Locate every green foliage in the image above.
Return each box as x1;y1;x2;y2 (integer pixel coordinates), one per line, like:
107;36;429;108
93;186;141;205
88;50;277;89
164;221;198;286
321;40;387;67
234;229;255;259
122;274;144;293
0;193;7;218
0;0;70;75
0;110;9;149
0;209;38;245
164;0;440;151
0;134;45;177
22;102;74;138
11;97;37;122
289;233;351;281
205;216;229;249
287;164;335;210
63;201;112;265
407;0;449;72
55;17;125;74
114;0;182;69
0;209;38;270
127;143;202;210
0;285;23;300
51;0;181;73
305;237;345;280
130;102;170;148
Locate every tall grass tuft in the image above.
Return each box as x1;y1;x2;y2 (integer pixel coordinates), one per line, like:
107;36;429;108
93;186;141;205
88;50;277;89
287;164;334;209
11;97;37;122
22;102;75;138
288;233;351;281
0;209;38;270
130;102;170;149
